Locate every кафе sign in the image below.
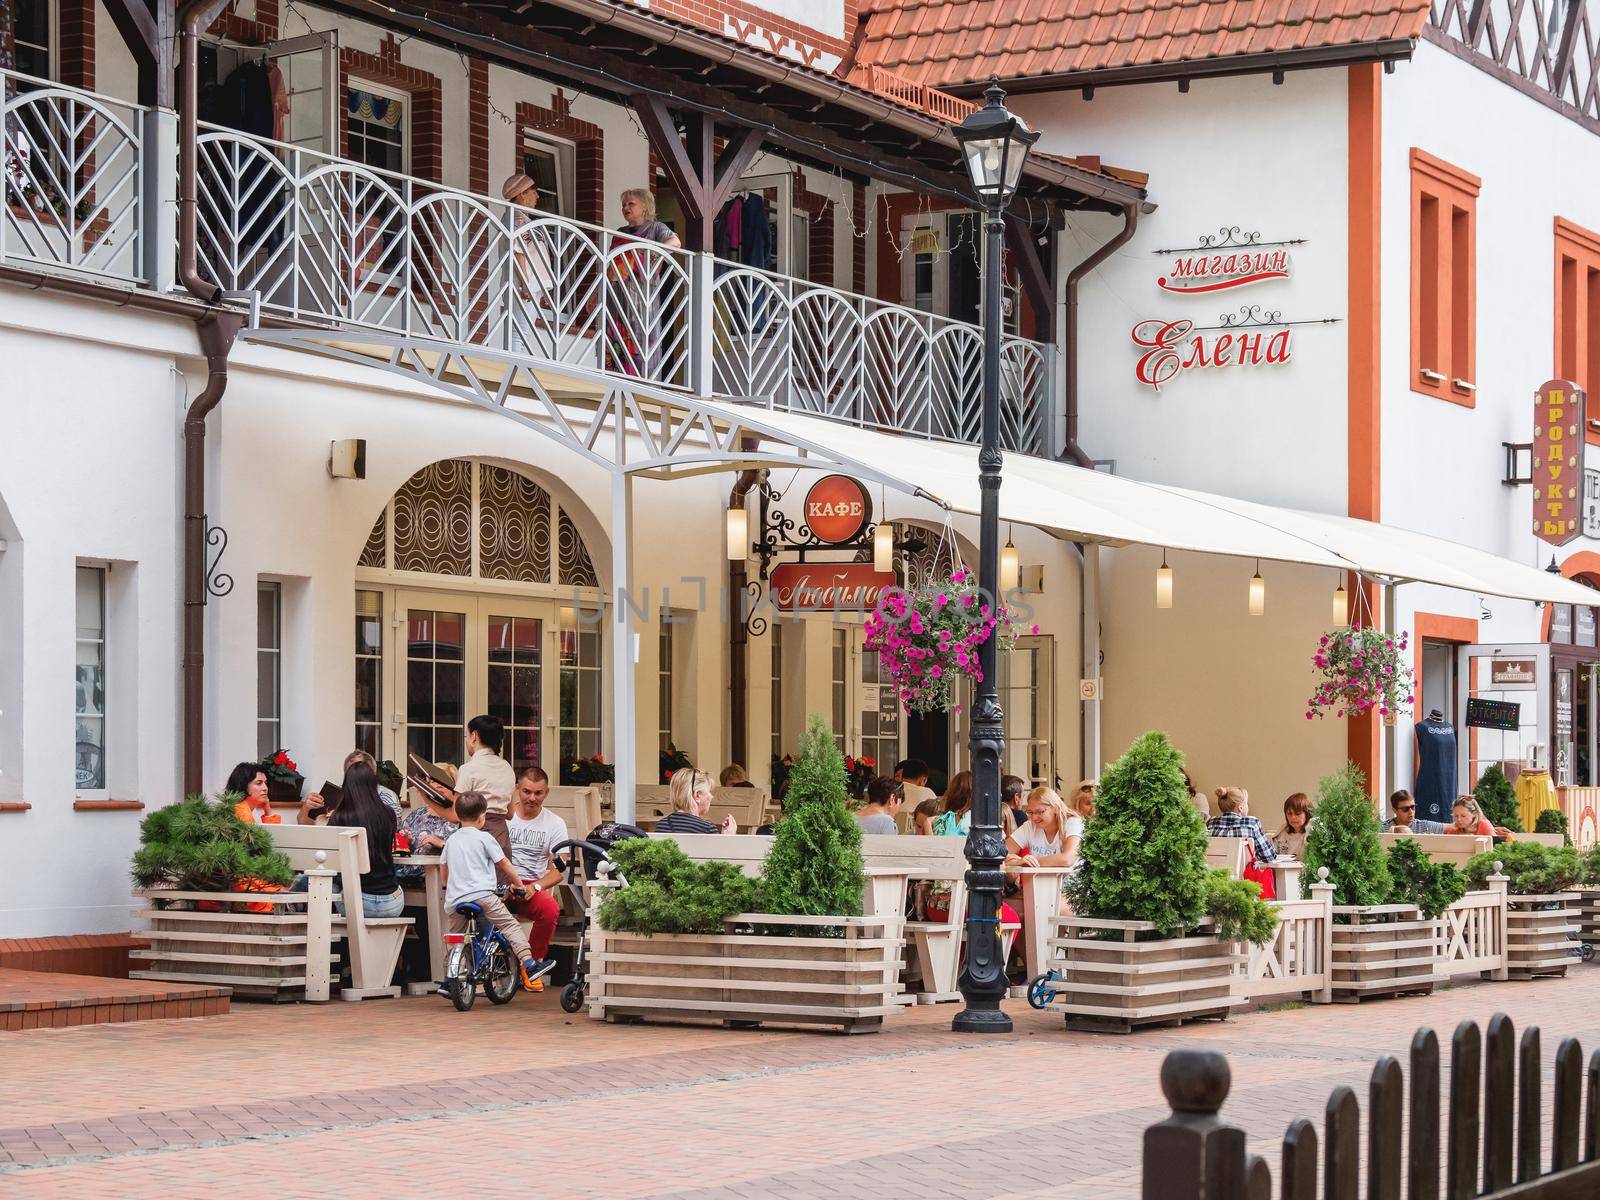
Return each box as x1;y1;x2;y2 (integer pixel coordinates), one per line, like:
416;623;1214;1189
770;475;896;613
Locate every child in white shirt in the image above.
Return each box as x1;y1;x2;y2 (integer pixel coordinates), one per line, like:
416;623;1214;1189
442;790;555;989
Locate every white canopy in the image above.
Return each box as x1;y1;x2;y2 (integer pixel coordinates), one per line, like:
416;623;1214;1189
734;407;1598;608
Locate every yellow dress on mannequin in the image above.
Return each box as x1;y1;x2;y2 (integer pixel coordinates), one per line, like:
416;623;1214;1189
1514;769;1559;831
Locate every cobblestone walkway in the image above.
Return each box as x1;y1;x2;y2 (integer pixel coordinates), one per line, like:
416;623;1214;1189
1;974;1595;1198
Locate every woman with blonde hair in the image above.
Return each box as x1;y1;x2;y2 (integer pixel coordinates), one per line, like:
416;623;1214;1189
1272;792;1312;857
655;767;736;835
1206;786;1277;864
618;188;681;247
1005;785;1082;868
1450;795;1497;837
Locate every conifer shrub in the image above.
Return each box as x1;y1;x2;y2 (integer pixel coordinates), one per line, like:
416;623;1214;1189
1473;763;1522;832
130;795;294;892
1464;841;1582;895
1065;731;1209;938
1202;870;1279;945
598;837;760;934
1384;838;1466;918
761;713;865;917
1302;763;1390;908
1534;808;1571;845
1582;845;1600;887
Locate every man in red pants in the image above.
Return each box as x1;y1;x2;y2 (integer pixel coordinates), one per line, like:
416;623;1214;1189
505;767;565;986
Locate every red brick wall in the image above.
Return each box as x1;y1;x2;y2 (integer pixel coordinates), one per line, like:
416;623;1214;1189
57;0;93;89
791;169;835;287
852;186;867;293
515;93;604;226
211;0;279;46
636;0;854;71
341;35;443;183
468;59;490;194
0;934;148;979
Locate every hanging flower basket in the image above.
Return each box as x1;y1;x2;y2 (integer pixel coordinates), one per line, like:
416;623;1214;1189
864;569;1036;714
1306;626;1414;721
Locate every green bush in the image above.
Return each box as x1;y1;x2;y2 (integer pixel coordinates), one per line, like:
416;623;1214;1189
598;837;760;934
130;795;294;892
1534;808;1571;845
1203;870;1279;945
1583;845;1600;887
761;713;865;917
1383;838;1467;918
1473;763;1522;832
1464;841;1582;895
1065;731;1209;937
1302;763;1390;907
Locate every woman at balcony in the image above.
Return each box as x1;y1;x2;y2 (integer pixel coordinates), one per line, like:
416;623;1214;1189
503;173;555;325
618;189;681;248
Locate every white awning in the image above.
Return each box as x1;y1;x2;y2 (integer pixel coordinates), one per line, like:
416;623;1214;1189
734;407;1598;607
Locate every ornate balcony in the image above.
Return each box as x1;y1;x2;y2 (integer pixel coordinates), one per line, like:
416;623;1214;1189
193;128;1055;454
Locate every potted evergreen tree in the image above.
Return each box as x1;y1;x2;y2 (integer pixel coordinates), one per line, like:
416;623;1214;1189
1303;764;1443;1001
1473;763;1522;832
1465;843;1582;979
1058;731;1276;1033
587;714;902;1033
1578;846;1600;961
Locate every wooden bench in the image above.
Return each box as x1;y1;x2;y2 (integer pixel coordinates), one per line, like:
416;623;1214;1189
1508;831;1567;848
544;786;603;840
268;825;413;1001
1378;832;1492;868
1207;837;1249;876
636;786;772;832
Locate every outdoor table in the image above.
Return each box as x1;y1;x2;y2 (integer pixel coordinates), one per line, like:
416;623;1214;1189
397;853;445;996
1014;867;1074;990
1272;858;1303;902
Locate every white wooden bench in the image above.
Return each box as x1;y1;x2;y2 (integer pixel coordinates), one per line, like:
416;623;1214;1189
544;786;603;840
1207;837;1249;876
1508;831;1566;847
269;825;413;1001
1378;832;1492;868
636;786;772;832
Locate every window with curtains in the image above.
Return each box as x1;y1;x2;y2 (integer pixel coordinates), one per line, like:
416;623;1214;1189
75;565;106;790
1410;148;1479;405
257;582;282;760
1555;217;1600;434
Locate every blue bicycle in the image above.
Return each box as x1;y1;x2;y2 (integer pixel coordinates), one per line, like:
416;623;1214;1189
443;884;524;1012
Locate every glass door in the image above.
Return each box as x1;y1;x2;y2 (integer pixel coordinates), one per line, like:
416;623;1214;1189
1001;635;1054;787
1456;643;1548;789
483;602;557;776
396;593;469;768
858;643;901;771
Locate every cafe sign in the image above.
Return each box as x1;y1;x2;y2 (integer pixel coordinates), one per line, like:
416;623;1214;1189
1491;658;1537;690
770;563;896;613
803;475;871;544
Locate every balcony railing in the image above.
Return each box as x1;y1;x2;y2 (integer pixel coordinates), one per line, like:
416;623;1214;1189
2;67;149;284
194;127;1054;453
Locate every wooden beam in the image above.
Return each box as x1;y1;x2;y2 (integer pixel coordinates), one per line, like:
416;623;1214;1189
712;127;765;206
101;0;171;106
1004;212;1055;342
631;95;716;250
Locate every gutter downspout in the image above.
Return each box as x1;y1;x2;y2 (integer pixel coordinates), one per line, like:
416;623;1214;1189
1062;203;1138;468
727;466;761;773
179;0;242;796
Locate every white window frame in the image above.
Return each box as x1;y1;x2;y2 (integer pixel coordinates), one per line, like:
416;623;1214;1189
354;588;384;761
74;562;107;795
658;612;674;752
13;0;57;82
257;581;283;760
519;131;576;219
345;78;410;175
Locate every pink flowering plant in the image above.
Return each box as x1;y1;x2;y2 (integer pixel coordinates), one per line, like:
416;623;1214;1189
1306;626;1414;721
863;569;1038;713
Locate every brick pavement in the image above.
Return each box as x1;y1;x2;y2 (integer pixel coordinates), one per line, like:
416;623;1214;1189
0;972;1596;1198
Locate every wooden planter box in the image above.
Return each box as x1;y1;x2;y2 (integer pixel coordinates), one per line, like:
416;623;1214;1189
1505;893;1580;980
1330;904;1443;1002
131;885;335;1003
1050;914;1244;1034
1574;888;1600;955
588;911;908;1034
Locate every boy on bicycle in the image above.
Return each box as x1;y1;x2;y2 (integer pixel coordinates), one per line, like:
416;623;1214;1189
442;790;556;990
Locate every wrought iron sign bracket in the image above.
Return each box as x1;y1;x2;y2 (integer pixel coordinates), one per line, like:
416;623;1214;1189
204;518;234;601
1503;442;1533;487
751;475;925;582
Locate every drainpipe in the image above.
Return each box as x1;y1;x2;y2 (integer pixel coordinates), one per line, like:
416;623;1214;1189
178;0;240;795
1061;203;1138;468
727;467;761;773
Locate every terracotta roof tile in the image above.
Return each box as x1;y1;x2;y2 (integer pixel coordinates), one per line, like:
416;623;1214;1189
855;0;1430;88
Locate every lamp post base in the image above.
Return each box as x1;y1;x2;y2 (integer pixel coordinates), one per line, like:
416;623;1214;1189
951;1006;1014;1034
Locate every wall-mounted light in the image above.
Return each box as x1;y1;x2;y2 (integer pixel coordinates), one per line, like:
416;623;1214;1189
1332;579;1349;627
1000;524;1019;593
1249;559;1265;617
726;505;748;562
1155;548;1173;609
874;521;895;574
328;438;367;480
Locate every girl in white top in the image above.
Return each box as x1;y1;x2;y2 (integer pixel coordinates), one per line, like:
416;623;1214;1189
1004;785;1083;868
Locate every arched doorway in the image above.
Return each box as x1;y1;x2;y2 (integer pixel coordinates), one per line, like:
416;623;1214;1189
353;459;604;780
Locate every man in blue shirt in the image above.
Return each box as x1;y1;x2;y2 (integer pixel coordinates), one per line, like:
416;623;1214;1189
1381;789;1446;834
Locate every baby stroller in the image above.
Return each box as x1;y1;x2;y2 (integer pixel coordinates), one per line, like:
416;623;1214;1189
549;822;646;1014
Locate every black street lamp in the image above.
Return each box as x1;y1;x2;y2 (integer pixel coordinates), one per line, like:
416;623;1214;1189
950;81;1038;1033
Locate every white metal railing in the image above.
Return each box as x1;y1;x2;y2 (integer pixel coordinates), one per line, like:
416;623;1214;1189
194;126;1054;453
2;67;149;283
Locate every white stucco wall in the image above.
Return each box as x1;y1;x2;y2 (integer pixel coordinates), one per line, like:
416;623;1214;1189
1017;71;1352;512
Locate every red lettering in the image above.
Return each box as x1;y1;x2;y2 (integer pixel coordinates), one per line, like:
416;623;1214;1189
1266;329;1292;364
1211;333;1233;366
1132;319;1189;390
1182;338;1211;369
1235;332;1264;365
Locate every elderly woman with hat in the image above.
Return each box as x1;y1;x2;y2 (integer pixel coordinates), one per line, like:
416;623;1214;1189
502;172;556;315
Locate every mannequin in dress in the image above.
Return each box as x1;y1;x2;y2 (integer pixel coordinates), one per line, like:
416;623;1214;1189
1414;710;1458;827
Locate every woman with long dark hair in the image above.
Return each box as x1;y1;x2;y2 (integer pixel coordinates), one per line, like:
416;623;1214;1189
325;760;402;917
226;761;279;825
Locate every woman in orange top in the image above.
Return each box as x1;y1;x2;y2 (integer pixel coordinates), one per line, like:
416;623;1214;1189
227;761;280;825
1449;795;1497;838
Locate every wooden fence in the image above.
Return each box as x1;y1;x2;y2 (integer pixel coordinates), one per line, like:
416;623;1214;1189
1240;886;1334;1004
1142;1014;1600;1198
